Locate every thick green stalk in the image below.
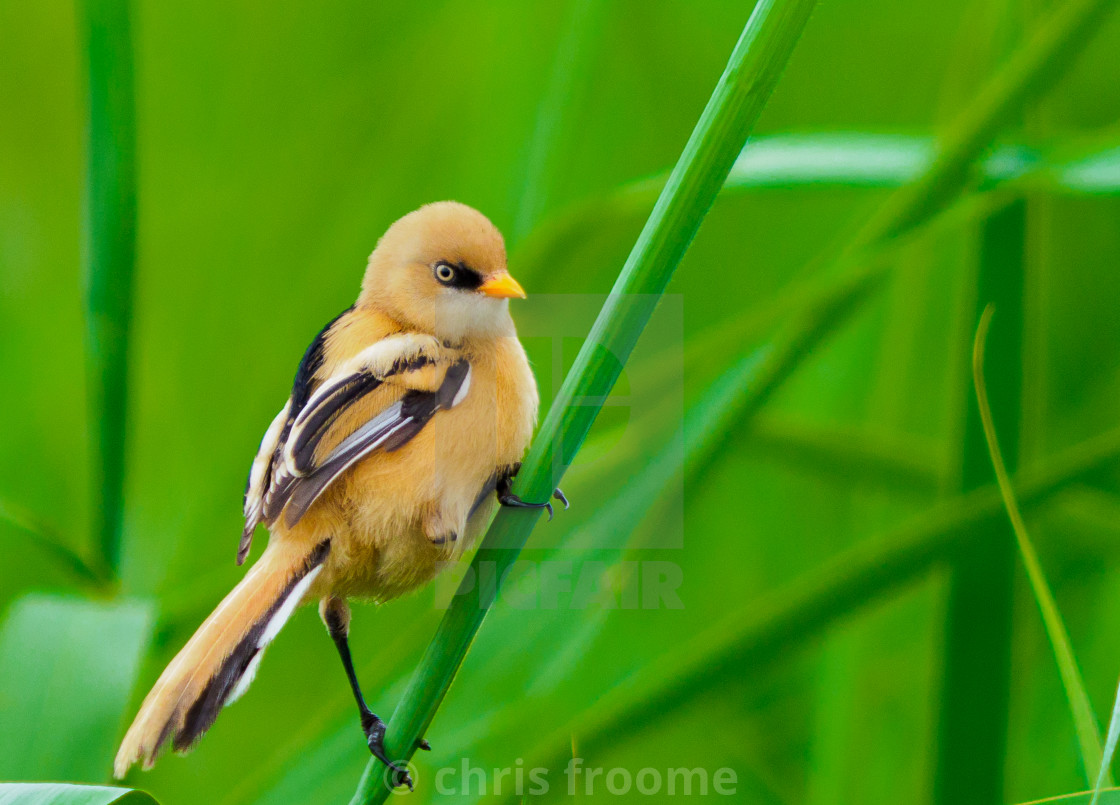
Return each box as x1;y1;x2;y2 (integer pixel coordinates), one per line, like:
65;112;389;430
81;0;138;576
350;0;819;800
934;200;1026;805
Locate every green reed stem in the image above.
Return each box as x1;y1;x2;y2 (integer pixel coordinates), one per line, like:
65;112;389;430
81;0;138;577
350;0;820;800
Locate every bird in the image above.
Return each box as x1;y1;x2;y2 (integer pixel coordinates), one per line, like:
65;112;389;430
113;201;565;788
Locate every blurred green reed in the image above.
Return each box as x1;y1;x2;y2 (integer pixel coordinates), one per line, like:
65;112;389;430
80;0;136;580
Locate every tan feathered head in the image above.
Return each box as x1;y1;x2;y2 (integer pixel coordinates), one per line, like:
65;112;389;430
360;201;525;343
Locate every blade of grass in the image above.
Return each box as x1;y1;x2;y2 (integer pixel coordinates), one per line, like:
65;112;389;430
81;0;138;577
1093;681;1120;804
974;305;1108;787
1019;791;1120;805
350;0;821;800
528;133;1120;398
515;424;1120;777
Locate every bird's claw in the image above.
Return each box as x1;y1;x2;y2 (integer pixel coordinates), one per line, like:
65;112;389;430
363;716;413;790
499;491;554;520
497;474;569;522
417;738;432;751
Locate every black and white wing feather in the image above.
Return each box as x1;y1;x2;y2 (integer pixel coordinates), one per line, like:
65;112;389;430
241;400;291;552
282;360;470;527
239;321;470;563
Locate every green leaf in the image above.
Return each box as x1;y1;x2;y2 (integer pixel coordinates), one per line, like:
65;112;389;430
724;134;1120;194
0;596;152;782
0;784;156;805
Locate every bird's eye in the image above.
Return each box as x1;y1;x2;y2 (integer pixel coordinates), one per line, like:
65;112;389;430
434;263;456;284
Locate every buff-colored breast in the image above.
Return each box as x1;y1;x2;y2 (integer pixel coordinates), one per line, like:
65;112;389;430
276;310;538;602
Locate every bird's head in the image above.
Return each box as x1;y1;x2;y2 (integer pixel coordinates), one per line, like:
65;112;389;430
360;201;525;343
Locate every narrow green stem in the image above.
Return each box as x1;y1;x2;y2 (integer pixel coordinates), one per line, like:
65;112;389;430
974;306;1109;787
81;0;138;577
350;0;820;800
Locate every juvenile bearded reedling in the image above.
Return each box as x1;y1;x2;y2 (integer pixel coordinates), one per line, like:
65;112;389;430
114;201;565;789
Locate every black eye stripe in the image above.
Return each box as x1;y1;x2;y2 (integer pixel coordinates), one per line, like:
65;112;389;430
434;261;484;291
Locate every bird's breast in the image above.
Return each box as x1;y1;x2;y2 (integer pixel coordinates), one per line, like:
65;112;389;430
319;334;537;599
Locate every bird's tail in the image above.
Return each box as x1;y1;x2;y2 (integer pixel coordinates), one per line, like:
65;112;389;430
114;539;330;778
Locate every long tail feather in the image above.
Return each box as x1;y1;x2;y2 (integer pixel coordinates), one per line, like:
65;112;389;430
114;539;330;778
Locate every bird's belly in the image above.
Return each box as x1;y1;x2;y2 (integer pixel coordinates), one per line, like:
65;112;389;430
321;408;499;600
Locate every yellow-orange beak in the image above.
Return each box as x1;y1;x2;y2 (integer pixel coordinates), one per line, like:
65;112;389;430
477;272;527;299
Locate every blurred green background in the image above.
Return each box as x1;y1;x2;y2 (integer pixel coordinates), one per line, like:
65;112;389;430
3;0;1120;803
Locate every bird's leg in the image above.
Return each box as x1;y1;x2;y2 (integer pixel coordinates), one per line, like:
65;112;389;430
496;466;569;521
320;598;426;791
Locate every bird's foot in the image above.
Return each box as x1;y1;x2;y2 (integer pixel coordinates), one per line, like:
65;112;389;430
417;738;432;751
361;714;412;791
497;475;569;521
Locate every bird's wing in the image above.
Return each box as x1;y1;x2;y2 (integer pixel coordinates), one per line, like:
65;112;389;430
279;359;471;528
240;327;469;561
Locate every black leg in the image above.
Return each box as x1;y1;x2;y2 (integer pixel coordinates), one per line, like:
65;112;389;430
322;598;414;791
496;469;569;521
